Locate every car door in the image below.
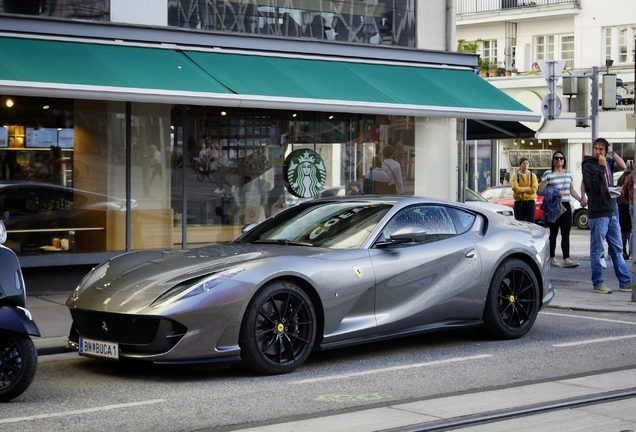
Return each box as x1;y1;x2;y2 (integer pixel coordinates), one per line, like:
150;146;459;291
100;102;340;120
370;204;483;334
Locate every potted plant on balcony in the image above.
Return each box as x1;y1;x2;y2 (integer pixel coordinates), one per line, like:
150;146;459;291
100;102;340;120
528;62;541;75
477;58;490;77
496;64;506;76
510;66;518;76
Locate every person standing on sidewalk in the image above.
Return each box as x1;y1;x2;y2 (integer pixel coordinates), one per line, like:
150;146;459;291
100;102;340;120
511;158;538;223
538;151;582;268
581;138;632;294
581;138;626;268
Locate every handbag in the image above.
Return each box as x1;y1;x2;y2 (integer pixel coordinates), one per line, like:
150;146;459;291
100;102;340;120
556;202;567;220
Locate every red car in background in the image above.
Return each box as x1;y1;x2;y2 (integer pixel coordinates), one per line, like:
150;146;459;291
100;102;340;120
480;184;590;229
480;184;545;222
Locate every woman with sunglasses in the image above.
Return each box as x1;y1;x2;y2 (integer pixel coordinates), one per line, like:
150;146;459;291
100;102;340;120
538;151;583;268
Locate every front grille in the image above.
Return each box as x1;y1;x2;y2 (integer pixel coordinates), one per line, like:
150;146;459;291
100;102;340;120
71;309;163;345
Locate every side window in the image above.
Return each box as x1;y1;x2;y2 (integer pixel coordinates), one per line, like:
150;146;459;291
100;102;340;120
382;205;457;244
446;207;477;234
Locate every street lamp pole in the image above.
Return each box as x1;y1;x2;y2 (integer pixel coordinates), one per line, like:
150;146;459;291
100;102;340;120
590;66;599;142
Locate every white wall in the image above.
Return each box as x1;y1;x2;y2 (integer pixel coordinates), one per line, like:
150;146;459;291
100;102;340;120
413;117;456;199
577;1;636;69
111;0;168;26
418;1;449;50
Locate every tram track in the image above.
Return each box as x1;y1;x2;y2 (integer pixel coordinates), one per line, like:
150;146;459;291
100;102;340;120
400;388;636;432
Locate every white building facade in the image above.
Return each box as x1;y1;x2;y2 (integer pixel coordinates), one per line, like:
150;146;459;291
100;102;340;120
456;0;635;194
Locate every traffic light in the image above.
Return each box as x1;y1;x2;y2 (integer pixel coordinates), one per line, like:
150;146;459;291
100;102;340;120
601;74;623;109
576;76;590;128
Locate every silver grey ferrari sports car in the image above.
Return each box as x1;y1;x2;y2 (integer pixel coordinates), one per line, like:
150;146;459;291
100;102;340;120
67;196;554;375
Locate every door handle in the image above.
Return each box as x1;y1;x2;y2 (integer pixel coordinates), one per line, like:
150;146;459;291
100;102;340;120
465;249;476;258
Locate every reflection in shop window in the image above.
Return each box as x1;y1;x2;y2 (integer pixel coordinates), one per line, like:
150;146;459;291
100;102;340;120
0;0;110;20
167;0;415;47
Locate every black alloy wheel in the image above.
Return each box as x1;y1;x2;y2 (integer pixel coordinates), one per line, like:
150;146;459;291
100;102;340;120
482;258;540;340
0;332;38;402
240;281;316;375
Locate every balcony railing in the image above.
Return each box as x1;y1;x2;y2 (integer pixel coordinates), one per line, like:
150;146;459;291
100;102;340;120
457;0;579;15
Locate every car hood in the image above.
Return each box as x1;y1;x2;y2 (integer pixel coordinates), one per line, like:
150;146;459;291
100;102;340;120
68;243;329;313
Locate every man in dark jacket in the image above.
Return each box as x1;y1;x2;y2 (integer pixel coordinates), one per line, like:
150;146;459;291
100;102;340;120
582;138;632;294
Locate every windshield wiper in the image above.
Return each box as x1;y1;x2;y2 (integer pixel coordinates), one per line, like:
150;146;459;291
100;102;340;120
253;239;314;247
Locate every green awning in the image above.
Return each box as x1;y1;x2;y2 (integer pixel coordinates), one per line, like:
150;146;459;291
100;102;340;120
0;37;235;104
0;36;541;122
467;119;536;140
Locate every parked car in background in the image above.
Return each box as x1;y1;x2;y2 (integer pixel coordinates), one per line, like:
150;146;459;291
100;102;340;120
464;188;513;217
571;199;588;230
0;182;137;254
480;184;544;222
481;184;589;229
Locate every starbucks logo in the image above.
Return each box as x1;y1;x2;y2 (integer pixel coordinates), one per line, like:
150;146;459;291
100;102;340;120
284;149;327;198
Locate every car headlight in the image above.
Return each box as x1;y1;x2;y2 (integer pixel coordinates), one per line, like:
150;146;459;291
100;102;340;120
150;268;244;307
498;210;514;217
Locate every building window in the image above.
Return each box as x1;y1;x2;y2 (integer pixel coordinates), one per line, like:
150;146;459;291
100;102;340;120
0;0;110;20
561;35;574;69
535;35;554;61
604;26;636;65
618;27;628;63
481;40;498;66
167;0;416;47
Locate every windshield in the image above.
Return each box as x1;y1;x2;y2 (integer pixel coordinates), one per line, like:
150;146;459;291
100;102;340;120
480;187;504;200
236;201;392;249
464;188;488;203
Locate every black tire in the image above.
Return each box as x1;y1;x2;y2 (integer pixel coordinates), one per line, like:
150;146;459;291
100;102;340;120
239;281;316;375
574;209;589;230
0;331;38;402
482;258;540;340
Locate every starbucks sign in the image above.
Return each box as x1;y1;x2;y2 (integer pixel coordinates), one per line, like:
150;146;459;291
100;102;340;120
283;149;327;198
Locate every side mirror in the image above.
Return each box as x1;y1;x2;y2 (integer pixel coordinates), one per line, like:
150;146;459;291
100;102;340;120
390;226;427;243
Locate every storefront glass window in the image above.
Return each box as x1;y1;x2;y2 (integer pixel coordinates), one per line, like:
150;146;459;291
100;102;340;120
167;0;416;47
170;108;415;247
1;98;417;256
0;0;110;20
0;96;127;256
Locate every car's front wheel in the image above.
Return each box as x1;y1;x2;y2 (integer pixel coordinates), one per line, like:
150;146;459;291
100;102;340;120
482;258;540;340
240;281;316;375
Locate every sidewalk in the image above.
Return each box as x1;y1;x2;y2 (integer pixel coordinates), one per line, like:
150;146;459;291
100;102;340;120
25;257;636;356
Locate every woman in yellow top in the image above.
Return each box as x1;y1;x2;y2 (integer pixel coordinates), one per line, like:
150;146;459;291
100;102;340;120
512;157;539;223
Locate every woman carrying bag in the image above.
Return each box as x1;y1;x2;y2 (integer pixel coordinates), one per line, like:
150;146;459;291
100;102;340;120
538;151;583;268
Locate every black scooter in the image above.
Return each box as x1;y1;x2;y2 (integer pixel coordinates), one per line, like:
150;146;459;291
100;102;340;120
0;211;39;402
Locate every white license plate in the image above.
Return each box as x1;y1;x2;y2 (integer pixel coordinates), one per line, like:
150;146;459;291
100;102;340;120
79;337;119;360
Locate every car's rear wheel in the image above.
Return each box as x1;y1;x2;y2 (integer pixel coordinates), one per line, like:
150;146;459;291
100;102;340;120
482;258;539;340
240;281;316;375
574;209;589;230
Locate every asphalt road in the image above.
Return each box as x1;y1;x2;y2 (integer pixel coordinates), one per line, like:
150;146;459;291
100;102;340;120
4;308;636;431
